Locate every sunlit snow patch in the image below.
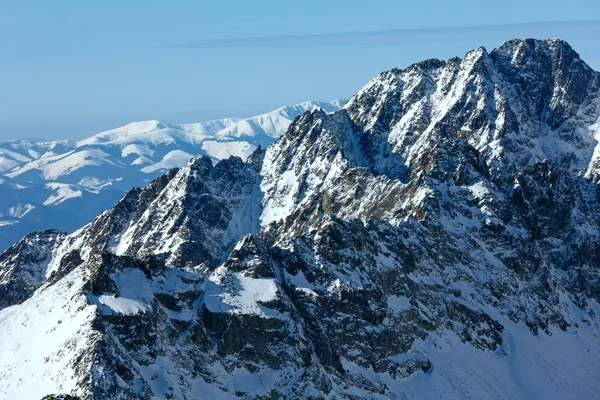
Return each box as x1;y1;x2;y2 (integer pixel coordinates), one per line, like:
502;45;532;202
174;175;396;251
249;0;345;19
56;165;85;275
285;270;318;297
141;150;194;173
98;295;151;315
7;203;36;219
201;140;256;161
204;269;280;317
44;182;83;206
0;220;18;227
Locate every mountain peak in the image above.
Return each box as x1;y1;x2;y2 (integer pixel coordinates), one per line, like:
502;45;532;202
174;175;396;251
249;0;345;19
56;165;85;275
2;39;600;399
181;154;213;176
491;37;591;74
495;37;577;57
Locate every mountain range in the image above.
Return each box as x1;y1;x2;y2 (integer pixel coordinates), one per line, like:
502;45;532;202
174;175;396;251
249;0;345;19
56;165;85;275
0;100;344;252
0;39;599;399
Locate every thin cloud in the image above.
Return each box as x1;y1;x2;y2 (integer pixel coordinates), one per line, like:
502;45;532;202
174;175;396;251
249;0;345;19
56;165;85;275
211;19;285;28
162;20;600;49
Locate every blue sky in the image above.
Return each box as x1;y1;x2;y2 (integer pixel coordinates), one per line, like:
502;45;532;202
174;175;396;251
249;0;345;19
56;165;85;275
2;0;600;140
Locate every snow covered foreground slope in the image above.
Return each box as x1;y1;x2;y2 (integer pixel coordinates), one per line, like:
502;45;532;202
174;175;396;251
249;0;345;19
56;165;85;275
1;39;600;399
0;100;343;252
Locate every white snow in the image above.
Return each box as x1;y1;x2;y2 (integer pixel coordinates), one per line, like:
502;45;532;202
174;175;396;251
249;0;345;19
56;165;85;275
7;149;122;180
468;181;489;199
371;319;600;400
0;158;20;173
0;220;18;227
201;140;256;161
131;156;152;166
44;182;83;205
76;177;119;193
78;120;173;146
0;148;32;172
90;269;160;316
97;295;151;315
140;150;194;173
285;270;318;297
0;269;97;400
7;204;35;219
260;169;299;226
204;269;280;317
121;143;154;158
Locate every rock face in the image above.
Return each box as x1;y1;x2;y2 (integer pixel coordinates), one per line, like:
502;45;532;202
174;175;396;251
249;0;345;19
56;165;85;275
0;229;66;309
0;39;600;399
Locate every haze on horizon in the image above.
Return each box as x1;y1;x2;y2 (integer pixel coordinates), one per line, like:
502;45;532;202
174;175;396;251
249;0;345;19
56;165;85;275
2;0;600;141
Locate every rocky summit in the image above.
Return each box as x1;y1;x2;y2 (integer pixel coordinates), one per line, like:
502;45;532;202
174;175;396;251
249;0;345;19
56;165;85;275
0;38;599;399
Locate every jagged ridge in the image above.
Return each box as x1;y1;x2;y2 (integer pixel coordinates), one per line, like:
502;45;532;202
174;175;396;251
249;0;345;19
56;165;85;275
0;39;599;399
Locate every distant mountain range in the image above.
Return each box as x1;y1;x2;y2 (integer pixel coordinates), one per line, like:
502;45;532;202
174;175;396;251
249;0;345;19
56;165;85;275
0;100;345;251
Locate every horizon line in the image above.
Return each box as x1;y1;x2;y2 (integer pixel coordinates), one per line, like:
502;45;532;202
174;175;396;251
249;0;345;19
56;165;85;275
160;19;600;49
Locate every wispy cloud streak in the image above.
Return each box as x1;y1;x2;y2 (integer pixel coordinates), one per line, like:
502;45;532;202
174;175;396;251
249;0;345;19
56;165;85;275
162;20;600;49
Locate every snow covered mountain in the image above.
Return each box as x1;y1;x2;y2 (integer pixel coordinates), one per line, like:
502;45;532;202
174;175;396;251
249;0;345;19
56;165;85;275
1;39;599;399
0;100;343;252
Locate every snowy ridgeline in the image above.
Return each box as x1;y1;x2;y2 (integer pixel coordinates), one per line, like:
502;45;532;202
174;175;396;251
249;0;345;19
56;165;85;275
0;100;344;252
